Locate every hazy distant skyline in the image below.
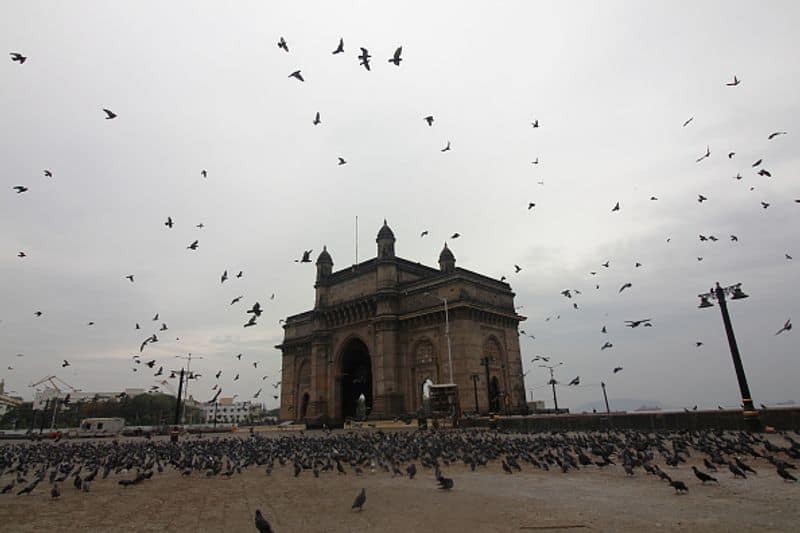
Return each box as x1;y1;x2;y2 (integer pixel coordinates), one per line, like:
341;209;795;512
1;1;798;411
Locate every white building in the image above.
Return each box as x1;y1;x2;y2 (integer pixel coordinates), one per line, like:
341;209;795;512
0;380;23;417
33;387;145;410
201;397;258;424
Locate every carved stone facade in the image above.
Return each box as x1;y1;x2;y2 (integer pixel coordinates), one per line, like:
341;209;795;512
276;221;527;422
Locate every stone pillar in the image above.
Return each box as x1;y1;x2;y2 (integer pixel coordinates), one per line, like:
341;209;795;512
279;352;295;420
371;316;403;417
310;332;330;420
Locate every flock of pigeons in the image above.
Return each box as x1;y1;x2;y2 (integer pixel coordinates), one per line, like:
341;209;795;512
0;428;798;531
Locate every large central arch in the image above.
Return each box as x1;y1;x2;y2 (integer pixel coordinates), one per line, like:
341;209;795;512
340;338;372;420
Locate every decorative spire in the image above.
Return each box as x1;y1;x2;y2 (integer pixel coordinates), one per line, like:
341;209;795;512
376;219;396;258
439;242;455;273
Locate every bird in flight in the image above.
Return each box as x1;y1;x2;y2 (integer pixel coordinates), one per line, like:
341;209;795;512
200;169;207;178
682;117;693;127
758;169;772;178
728;152;735;159
288;70;304;82
568;376;580;386
34;311;43;317
236;271;243;278
761;202;770;209
612;202;620;212
9;52;27;64
561;289;572;298
337;157;347;166
17;251;26;258
221;270;228;284
726;75;740;86
196;223;204;229
601;342;613;350
768;131;787;140
164;216;173;228
786;253;793;260
358;47;371;71
12;186;28;194
152;313;159;321
619;282;632;293
441;141;451;152
635;262;642;267
313;112;321;125
514;265;522;273
420;230;429;237
388;46;403;66
244;316;257;328
62;360;70;367
278;37;288;52
102;108;117;120
424;115;434;126
43;169;52;177
775;319;792;335
451;233;460;239
625;319;652;328
187;240;199;250
696;146;711;163
247;302;263;317
296;250;312;263
125;275;134;283
730;234;738;242
332;38;344;55
752;159;762;167
531;119;539;128
531;157;539;164
698;194;708;203
696;341;703;347
601;261;610;268
613;366;623;374
528;202;536;210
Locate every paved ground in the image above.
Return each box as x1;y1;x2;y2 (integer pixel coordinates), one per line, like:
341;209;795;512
0;432;798;532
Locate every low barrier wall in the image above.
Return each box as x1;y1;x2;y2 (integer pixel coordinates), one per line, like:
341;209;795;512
464;407;800;432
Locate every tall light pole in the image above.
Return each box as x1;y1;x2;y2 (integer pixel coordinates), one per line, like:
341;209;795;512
423;292;453;384
698;282;759;431
175;353;203;424
539;362;563;413
600;382;610;414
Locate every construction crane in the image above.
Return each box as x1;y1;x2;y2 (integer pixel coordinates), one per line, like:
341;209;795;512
29;375;79;429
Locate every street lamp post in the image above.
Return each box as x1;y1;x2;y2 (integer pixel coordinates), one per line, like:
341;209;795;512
539;362;563;413
698;282;760;431
423;292;454;384
470;373;480;413
480;355;493;413
601;382;610;414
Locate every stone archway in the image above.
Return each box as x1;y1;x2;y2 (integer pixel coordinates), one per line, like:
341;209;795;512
489;376;501;412
299;392;310;419
340;338;372;420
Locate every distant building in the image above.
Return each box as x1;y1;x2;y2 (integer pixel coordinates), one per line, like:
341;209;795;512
0;380;23;416
527;400;545;412
32;387;145;410
201;397;259;424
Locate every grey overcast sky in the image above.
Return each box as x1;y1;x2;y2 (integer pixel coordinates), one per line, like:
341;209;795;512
1;1;798;411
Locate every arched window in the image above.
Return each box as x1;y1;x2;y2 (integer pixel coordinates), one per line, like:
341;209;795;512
483;338;502;363
416;341;435;367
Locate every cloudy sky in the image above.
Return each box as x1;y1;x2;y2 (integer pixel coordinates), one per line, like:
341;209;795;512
2;1;798;412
